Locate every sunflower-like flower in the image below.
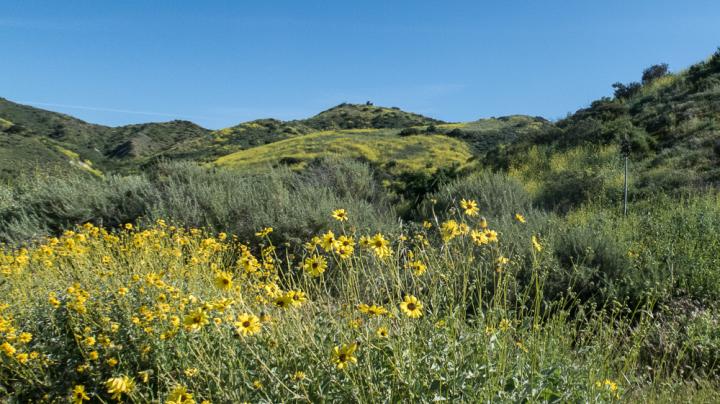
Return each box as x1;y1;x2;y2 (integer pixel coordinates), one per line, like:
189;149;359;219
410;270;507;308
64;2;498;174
484;229;498;243
183;308;209;332
235;313;261;336
515;213;526;223
470;230;488;246
71;384;90;403
287;290;307;307
440;220;461;242
303;255;327;277
334;235;355;259
273;294;293;309
331;342;358;370
405;260;427;276
320;231;336;251
460;199;479;216
214;271;234;291
400;295;423;318
532;235;542;252
370;233;391;258
331;209;349;222
357;303;388;316
255;227;273;237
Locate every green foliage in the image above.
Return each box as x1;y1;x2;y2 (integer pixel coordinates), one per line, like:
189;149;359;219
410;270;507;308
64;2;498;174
613;81;642;99
147;161;395;244
0;170;156;243
442;115;555;157
422;170;532;219
549;219;633;305
0;160;395;246
301;103;443;130
642;63;670;85
642;302;720;378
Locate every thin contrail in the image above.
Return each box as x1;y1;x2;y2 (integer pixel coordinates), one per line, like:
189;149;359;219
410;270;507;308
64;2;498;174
17;101;212;121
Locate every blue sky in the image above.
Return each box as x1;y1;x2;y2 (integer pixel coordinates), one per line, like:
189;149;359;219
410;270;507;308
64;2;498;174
2;1;719;129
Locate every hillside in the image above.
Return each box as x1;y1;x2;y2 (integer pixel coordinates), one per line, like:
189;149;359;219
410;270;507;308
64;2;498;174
215;128;475;175
0;117;103;180
438;115;554;155
299;103;444;130
0;98;111;167
0;101;449;178
485;49;720;210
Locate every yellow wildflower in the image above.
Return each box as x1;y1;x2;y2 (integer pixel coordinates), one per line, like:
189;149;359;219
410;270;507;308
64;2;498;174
166;384;195;404
214;271;234;291
235;313;261;336
460;198;479;216
71;385;90;403
532;235;542;252
331;208;349;222
331;342;358;370
105;375;134;401
302;255;327;277
184;308;209;332
400;295;423;318
255;227;273;237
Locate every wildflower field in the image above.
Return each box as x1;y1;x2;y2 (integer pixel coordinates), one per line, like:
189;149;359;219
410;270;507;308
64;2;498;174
3;195;713;403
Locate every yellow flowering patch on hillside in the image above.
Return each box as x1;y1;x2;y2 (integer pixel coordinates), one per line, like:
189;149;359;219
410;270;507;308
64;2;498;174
214;129;475;174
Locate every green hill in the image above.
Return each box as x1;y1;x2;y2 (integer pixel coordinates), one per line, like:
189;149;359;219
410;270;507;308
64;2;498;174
0;98;111;165
215;128;475;175
299;103;444;130
0;100;449;178
486;49;720;210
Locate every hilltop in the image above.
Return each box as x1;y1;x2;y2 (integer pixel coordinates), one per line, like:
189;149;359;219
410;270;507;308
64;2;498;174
299;103;444;130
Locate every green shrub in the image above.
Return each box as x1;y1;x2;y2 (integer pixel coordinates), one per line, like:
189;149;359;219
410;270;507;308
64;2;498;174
147;161;396;245
0;170;157;244
421;171;532;219
0;160;396;246
549;221;633;305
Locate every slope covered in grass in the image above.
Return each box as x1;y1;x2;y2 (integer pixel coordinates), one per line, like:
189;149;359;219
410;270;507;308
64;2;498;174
301;103;444;130
215;128;475;175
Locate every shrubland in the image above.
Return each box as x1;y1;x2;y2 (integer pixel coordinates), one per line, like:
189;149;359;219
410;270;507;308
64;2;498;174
2;158;720;401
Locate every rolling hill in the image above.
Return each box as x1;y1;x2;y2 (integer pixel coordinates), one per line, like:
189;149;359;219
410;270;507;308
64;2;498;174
214;128;475;175
0;100;453;179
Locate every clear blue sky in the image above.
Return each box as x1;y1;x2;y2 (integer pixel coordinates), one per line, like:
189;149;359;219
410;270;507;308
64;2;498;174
2;1;719;129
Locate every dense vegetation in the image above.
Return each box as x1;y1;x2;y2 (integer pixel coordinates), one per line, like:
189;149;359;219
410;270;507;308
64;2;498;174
2;48;720;401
